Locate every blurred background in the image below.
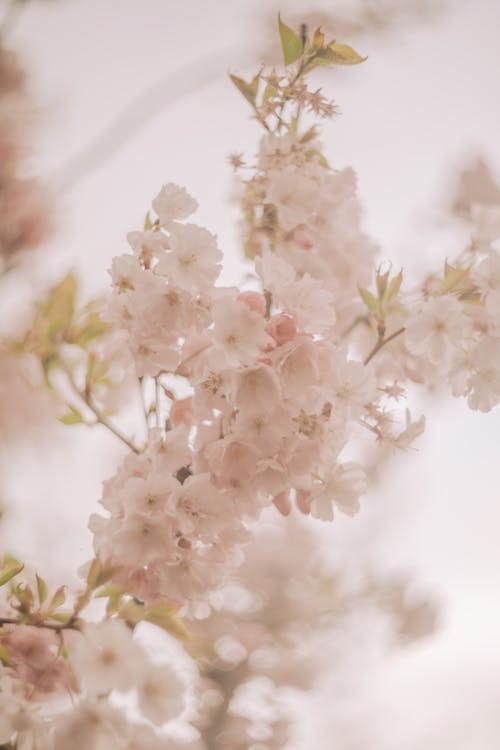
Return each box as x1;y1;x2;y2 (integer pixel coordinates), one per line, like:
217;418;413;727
1;0;500;747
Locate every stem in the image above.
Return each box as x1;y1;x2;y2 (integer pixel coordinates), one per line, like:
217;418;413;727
87;394;140;453
155;376;162;429
340;314;370;339
276;65;304;134
59;359;140;454
138;376;149;431
0;616;80;634
358;418;382;440
202;670;237;749
363;327;406;366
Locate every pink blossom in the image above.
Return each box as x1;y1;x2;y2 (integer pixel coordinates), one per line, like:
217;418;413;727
156;223;222;292
169;473;237;542
137;663;186;725
118;472;179;516
277;273;337;332
266;313;296;345
466;338;500;411
405;295;472;365
170;396;194;426
211;298;273;367
231;363;281;416
237;291;267;316
310;463;366;521
152;182;198;226
328;356;378;419
70;620;145;696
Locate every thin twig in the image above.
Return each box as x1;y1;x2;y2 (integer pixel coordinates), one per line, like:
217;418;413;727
340;314;370;339
59;359;140;453
0;616;80;633
138;375;150;431
363;327;406;366
155;376;162;429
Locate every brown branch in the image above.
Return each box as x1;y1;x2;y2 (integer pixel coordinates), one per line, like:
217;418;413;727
363;327;406;366
0;616;80;634
59;359;140;454
340;313;370;339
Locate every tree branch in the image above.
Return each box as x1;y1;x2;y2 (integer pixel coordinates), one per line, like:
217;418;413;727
363;326;406;366
59;359;140;454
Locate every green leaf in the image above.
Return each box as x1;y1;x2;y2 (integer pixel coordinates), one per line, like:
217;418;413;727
86;558;121;592
305;149;330;169
71;311;109;349
229;74;258;108
442;261;471;293
94;584;126;599
86;558;102;590
0;644;12;666
312;27;325;48
56;635;68;658
262;83;278;104
278;15;303;66
359;287;379;315
49;611;74;624
48;585;66;613
376;268;390;299
300;126;319;144
144;211;152;231
0;556;24;587
42;273;77;340
92;564;117;589
304;44;366;73
12;583;34;613
118;599;144;626
36;574;48;605
383;270;404;306
59;404;84;426
143;603;190;641
327;42;366;65
41;356;57;390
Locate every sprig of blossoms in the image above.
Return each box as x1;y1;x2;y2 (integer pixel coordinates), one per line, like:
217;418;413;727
90;170;400;611
0;557;190;748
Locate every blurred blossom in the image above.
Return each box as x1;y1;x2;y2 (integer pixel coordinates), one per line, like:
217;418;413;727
0;47;50;272
188;519;436;749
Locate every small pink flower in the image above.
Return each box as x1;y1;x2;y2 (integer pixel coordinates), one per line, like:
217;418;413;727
266;313;296;345
152;182;198;225
273;491;292;516
237;291;267;316
292;226;314;250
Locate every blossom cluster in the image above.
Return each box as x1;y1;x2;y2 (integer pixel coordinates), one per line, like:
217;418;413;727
3;14;500;750
354;205;500;416
91;168;391;610
0;564;189;749
190;520;436;750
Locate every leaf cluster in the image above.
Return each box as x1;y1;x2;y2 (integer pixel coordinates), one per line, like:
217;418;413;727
230;15;365;136
359;267;404;328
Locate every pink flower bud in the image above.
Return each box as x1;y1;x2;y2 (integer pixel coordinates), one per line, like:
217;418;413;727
237;291;267;316
273;491;291;516
293;226;314;250
296;489;312;515
266;313;296;345
170;397;193;427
